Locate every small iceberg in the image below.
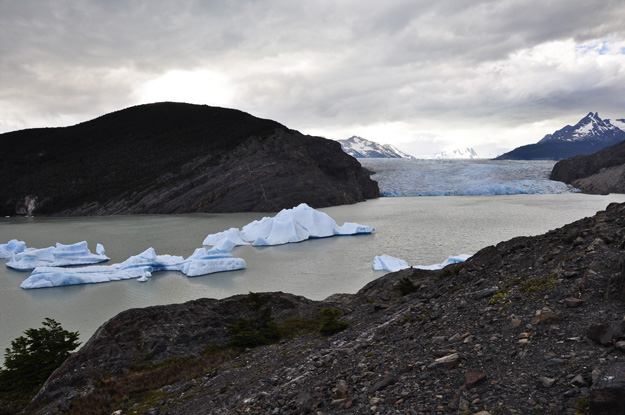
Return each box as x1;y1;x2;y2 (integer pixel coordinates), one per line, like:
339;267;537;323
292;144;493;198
0;239;27;258
20;247;246;289
7;241;109;271
203;203;374;247
372;254;471;272
372;255;411;272
178;247;246;277
414;254;472;270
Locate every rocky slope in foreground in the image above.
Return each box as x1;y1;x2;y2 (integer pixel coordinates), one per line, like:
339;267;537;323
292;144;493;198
550;140;625;195
24;202;625;415
0;102;379;216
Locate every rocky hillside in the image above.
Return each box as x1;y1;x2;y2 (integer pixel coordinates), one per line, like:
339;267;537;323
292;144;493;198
0;103;379;216
550;140;625;195
20;202;625;414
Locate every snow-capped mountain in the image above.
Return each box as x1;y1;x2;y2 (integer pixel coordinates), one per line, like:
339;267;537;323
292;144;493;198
607;118;625;132
426;147;480;159
338;136;415;159
497;112;625;160
538;112;625;144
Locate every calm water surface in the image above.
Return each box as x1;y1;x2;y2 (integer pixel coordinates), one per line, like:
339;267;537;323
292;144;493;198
2;193;625;353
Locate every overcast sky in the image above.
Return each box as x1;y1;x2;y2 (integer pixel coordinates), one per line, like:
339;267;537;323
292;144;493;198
1;1;624;157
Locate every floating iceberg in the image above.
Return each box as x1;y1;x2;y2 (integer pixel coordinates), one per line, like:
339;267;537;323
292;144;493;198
203;203;375;247
413;254;472;270
0;239;27;258
202;228;250;247
7;241;109;271
372;255;411;272
372;254;471;272
20;247;246;289
178;247;246;277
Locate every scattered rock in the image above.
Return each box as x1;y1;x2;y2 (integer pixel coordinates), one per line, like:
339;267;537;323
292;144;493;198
590;364;625;414
588;323;614;346
540;377;556;388
532;308;565;324
471;287;499;300
564;297;584;308
428;353;460;370
465;372;487;389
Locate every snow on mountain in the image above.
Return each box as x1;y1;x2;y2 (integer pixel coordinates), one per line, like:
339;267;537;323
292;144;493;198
358;158;577;197
538;112;625;144
497;112;625;160
338;136;415;159
424;147;480;159
607;118;625;132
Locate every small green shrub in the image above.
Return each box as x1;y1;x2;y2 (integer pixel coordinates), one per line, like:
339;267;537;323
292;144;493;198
319;308;349;336
519;274;558;294
396;277;420;296
228;312;281;348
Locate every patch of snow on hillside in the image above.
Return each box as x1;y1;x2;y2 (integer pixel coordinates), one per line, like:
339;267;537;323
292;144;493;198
608;119;625;132
359;159;577;197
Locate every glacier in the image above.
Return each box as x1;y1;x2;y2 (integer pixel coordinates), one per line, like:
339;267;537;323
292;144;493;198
0;239;27;258
203;203;375;247
358;158;577;197
6;241;109;271
20;246;246;289
372;254;471;272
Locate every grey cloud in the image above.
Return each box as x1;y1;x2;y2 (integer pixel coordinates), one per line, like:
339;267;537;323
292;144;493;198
1;0;625;150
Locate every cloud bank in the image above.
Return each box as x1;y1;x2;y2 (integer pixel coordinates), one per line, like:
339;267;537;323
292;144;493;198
1;0;624;156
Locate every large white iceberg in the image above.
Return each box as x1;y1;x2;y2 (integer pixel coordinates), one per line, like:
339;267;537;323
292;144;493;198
372;254;471;272
203;203;375;247
0;239;27;258
7;241;109;271
20;247;246;289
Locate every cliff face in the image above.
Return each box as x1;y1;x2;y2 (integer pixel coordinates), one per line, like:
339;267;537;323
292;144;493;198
23;202;625;415
550;140;625;194
0;103;379;216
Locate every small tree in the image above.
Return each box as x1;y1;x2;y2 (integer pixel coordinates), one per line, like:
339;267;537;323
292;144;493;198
0;318;80;409
319;308;349;336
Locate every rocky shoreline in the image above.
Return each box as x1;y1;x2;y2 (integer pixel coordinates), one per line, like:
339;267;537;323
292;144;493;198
20;202;625;414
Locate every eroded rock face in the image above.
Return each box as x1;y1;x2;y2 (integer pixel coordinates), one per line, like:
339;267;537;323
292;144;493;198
0;103;379;216
23;202;625;414
550;140;625;195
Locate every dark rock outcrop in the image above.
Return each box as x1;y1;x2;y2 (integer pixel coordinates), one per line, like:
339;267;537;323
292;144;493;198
21;202;625;414
550;140;625;194
0;102;379;216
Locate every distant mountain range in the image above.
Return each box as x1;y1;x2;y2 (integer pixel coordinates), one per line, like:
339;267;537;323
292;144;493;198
496;112;625;160
338;136;415;159
425;147;480;159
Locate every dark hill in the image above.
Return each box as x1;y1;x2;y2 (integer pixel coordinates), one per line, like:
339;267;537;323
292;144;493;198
550;139;625;194
0;102;379;216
